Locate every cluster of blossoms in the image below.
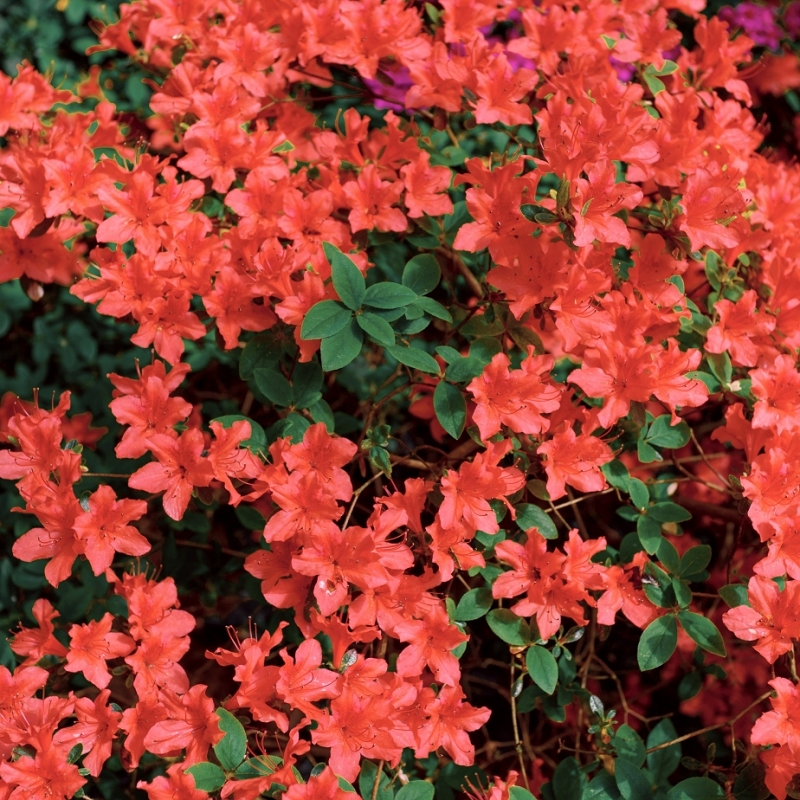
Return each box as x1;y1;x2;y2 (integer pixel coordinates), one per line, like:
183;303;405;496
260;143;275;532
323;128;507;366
2;0;800;798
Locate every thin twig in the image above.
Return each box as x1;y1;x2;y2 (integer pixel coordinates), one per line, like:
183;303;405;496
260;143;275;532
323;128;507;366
371;761;385;800
645;692;772;753
174;539;248;559
341;469;389;529
689;429;732;489
567;488;589;538
510;660;531;790
547;488;615;513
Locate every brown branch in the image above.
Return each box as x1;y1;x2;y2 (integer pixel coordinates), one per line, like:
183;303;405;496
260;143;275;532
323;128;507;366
677;497;744;523
174;539;249;559
645;691;772;754
510;660;531;790
371;761;385;800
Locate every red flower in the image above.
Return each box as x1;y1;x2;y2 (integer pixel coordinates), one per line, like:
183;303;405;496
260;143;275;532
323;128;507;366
10;598;68;666
395;605;468;686
65;612;135;689
467;350;561;440
342;164;406;233
723;577;800;664
0;746;86;800
72;485;150;574
128;429;215;520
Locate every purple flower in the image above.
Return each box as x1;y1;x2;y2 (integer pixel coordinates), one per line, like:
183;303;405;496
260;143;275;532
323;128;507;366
719;3;783;50
610;56;636;83
362;64;415;112
784;1;800;39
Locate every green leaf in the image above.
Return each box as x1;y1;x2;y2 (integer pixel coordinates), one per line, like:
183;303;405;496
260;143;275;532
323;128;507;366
291;361;324;408
679;545;712;578
234;754;281;779
324;242;365;310
552;757;587;800
308;399;335;430
357;311;396;347
363;282;418;309
629;478;649;510
254;368;293;407
508;788;538;800
412;295;453;322
370;446;392;476
338;776;358;792
678;671;702;702
732;762;770;800
704;251;723;291
705;352;732;388
434;382;466;439
667;777;725;800
637;615;678;671
469;336;503;363
436;346;462;363
239;334;282;380
643;72;666;95
646;718;680;784
637;515;663;555
487;609;530;646
672;578;693;608
601;460;631;492
210;415;266;453
718;583;749;608
508;324;544;354
687;370;720;393
455;588;493;621
359;760;393;800
638;439;662;464
396;781;436;800
585;771;622;800
300;300;353;340
186;762;227;793
646;416;691;449
273;412;311;444
653;60;679;76
446;355;486;382
656;538;681;575
648;502;692;523
677;611;726;657
402;254;441;295
388;344;441;374
320;319;363;371
213;709;247;770
516;504;558;539
526;645;558;694
614;759;653;800
404;302;425;320
612;725;646;768
520;204;560;224
644;579;675;609
425;2;440;22
516;686;539;714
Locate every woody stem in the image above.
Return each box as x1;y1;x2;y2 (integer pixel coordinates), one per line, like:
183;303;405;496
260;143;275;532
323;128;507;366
371;761;385;800
173;539;248;559
644;691;772;754
510;660;531;790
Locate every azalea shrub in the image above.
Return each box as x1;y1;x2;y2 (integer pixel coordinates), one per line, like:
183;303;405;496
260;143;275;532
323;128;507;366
4;0;800;799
